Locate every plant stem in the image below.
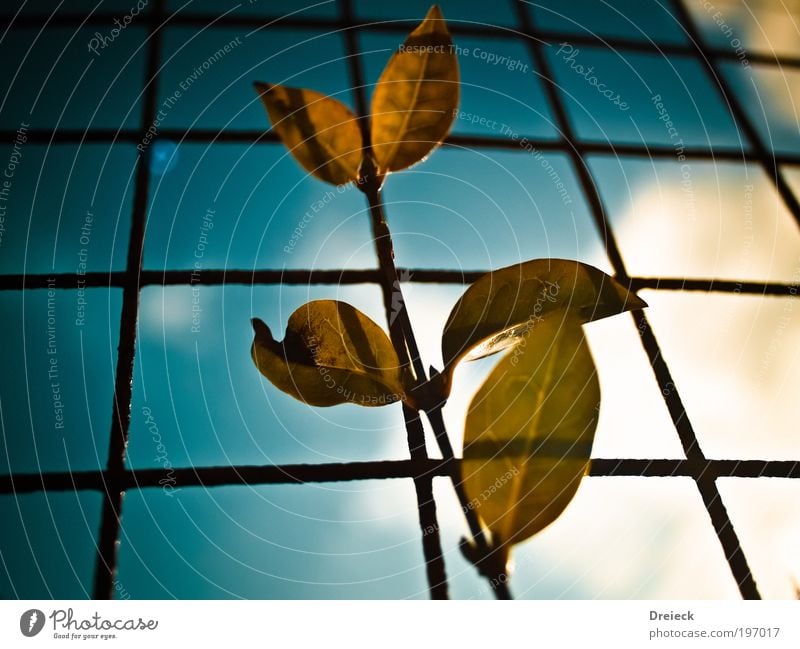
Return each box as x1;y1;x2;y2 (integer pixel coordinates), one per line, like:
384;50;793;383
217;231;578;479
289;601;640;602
362;182;428;386
362;173;512;600
426;405;512;600
362;175;448;599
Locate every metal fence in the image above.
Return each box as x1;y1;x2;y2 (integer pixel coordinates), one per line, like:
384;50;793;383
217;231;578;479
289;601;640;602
1;0;799;600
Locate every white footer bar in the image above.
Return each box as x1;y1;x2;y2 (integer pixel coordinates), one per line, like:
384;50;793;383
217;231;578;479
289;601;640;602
1;600;797;648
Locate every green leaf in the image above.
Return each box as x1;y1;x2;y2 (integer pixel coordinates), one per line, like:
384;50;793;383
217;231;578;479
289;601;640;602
254;83;363;185
462;316;599;566
441;258;646;373
251;300;407;407
370;5;459;174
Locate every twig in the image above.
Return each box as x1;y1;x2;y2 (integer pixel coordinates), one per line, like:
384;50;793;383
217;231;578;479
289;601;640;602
360;164;449;599
360;161;512;600
426;405;512;599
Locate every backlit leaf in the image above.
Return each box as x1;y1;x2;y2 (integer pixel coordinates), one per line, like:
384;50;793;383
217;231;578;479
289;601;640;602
251;300;407;407
462;316;599;566
254;83;363;185
441;258;646;373
370;5;459;174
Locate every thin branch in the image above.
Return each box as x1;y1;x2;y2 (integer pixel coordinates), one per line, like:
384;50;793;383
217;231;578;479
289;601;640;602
426;406;512;599
360;166;449;599
360;161;513;599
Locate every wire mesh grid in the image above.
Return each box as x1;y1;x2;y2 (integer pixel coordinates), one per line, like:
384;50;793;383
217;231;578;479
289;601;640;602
0;0;798;600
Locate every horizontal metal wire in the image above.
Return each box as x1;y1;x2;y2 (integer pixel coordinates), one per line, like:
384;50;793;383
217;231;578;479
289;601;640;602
1;10;798;69
0;269;796;296
0;268;798;297
4;129;800;169
1;458;798;495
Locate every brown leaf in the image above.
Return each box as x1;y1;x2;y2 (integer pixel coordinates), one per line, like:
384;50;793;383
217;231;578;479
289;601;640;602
463;316;599;566
441;258;646;377
370;5;459;174
251;300;408;407
255;83;363;185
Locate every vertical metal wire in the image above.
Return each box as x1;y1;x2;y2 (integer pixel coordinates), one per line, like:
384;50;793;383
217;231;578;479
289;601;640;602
92;0;164;600
670;0;800;232
514;0;760;599
338;0;449;599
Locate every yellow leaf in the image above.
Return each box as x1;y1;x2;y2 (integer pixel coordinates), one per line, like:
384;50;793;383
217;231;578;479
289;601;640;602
254;83;363;185
441;258;646;373
370;5;459;174
251;300;408;407
462;316;599;566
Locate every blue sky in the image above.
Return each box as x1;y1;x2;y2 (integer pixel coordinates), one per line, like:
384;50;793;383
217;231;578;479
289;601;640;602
1;0;800;599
